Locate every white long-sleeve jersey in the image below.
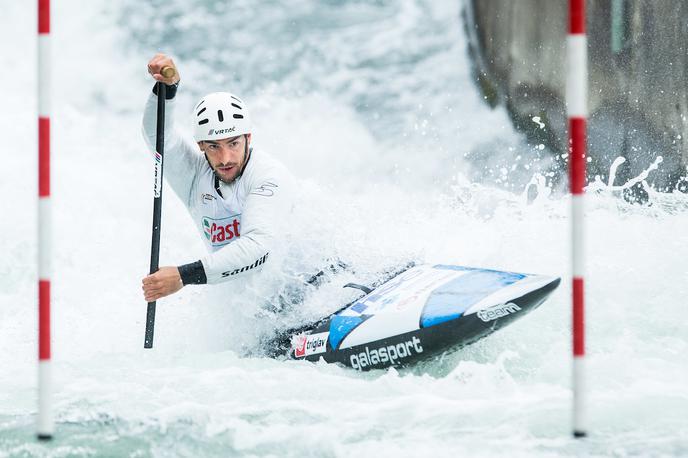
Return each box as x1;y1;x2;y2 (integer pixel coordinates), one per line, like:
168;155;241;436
142;91;293;284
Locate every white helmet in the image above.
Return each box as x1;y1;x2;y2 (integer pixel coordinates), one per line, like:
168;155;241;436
193;92;252;142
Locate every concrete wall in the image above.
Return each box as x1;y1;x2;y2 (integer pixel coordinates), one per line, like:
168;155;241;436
463;0;688;191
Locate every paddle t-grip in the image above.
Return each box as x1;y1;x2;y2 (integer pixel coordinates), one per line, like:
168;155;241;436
161;66;176;78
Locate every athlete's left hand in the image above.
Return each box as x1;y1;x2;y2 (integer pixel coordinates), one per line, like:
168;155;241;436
142;266;183;302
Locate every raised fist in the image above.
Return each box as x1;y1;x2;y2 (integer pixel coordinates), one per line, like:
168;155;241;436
147;53;180;85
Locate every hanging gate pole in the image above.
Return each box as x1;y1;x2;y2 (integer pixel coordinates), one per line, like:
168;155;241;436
567;0;588;439
37;0;53;441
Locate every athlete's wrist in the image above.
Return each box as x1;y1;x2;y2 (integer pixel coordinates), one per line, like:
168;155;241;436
152;80;179;100
178;260;207;285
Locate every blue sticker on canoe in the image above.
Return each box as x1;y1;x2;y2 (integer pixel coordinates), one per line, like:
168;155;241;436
328;315;366;350
420;269;526;328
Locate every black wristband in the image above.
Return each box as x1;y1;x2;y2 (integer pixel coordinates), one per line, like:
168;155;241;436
152;81;179;100
178;260;207;285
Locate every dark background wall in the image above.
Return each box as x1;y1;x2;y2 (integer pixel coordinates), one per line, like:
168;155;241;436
463;0;688;192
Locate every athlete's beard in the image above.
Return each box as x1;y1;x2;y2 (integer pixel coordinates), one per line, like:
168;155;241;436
213;158;242;184
208;143;250;184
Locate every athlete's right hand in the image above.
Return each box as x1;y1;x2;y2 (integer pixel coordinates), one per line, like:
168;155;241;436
142;266;184;302
147;53;180;85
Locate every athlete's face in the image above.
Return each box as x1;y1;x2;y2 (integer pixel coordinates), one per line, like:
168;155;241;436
199;134;251;183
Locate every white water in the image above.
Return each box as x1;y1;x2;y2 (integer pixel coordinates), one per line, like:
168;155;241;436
1;0;687;456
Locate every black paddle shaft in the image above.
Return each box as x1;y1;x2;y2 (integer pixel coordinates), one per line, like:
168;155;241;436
144;82;166;349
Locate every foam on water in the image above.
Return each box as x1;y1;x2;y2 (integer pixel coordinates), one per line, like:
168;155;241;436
1;0;687;456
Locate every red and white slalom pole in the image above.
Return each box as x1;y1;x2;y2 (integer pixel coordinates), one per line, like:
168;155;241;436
567;0;587;439
37;0;53;440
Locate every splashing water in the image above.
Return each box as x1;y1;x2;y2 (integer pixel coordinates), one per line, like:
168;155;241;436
1;0;687;456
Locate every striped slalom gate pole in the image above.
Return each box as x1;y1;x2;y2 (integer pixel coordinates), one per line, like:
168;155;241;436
37;0;53;440
567;0;587;438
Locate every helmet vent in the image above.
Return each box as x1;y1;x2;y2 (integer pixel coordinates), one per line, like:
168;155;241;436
197;107;207;116
217;110;224;122
198;119;209;125
231;103;242;110
195;100;206;109
231;95;242;102
233;114;244;119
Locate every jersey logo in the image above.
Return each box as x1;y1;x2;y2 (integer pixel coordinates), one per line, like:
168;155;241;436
251;182;278;197
202;215;241;246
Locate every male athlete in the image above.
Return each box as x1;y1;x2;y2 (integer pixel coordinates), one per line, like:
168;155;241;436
141;53;293;302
